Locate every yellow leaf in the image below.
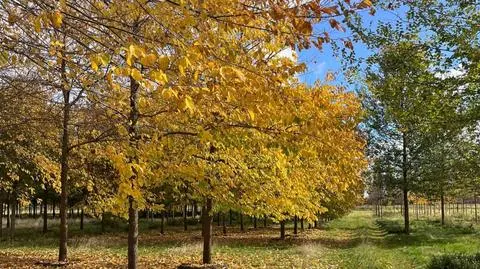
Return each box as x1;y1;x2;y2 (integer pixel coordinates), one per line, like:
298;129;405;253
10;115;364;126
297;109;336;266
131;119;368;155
34;17;42;33
90;58;99;72
100;54;110;66
51;10;63;29
178;57;191;76
151;70;168;84
184;95;195;112
131;68;142;81
248;109;255;121
158;56;169;70
140;54;157;66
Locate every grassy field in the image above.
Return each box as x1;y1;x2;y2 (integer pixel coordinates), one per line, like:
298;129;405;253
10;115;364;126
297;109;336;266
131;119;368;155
0;210;479;268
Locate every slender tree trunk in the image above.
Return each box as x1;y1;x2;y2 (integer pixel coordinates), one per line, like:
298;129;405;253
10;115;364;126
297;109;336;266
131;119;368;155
53;202;56;219
128;198;138;269
293;216;298;235
301;218;304;230
6;202;10;228
202;198;213;264
43;197;48;234
441;193;445;226
160;211;165;235
127;47;141;268
33;200;37;219
415;204;418;220
402;133;410;234
217;212;220;227
10;196;16;240
475;194;478;223
58;49;71;262
253;216;257;229
280;221;285;240
183;204;188;231
240;214;244;232
222;213;227;235
80;209;84;231
264;216;267;228
229;210;233;226
0;202;3;237
101;213;105;233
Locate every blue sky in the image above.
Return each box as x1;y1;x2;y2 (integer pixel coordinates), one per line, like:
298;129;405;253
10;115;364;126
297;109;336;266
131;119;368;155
297;6;407;89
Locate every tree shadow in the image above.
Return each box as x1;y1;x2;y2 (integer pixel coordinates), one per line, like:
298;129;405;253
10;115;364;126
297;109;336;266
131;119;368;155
375;218;477;249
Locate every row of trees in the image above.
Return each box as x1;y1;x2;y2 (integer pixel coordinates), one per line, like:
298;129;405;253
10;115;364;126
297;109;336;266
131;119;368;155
362;0;480;233
0;0;372;267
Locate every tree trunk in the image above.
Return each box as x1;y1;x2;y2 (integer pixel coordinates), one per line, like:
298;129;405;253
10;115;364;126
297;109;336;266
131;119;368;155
53;202;56;219
6;202;10;228
253;216;257;229
475;194;478;223
293;216;298;235
0;202;3;237
202;198;213;264
264;216;267;228
43;197;48;234
240;214;244;232
128;197;138;269
183;204;188;231
441;193;445;226
280;221;285;240
301;218;304;230
10;197;16;240
229;210;233;226
192;203;197;220
33;200;37;219
80;209;84;231
58;64;71;262
222;213;227;235
127;46;141;268
160;211;165;235
217;212;221;227
402;133;410;234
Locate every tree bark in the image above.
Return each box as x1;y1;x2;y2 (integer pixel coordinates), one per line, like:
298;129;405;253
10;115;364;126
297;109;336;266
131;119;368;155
127;45;141;268
193;202;197;221
160;211;165;235
240;214;244;232
6;201;10;228
264;216;267;228
80;209;84;231
253;216;257;229
475;194;478;223
441;192;445;226
202;198;213;264
229;209;233;225
58;47;71;262
280;221;285;239
0;202;3;237
10;196;16;240
293;216;298;235
33;200;37;218
301;218;304;230
222;213;227;235
128;198;138;269
183;204;188;231
43;196;48;234
402;132;410;234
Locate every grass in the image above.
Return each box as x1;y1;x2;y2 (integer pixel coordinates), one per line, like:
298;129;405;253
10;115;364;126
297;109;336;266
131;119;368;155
0;210;479;268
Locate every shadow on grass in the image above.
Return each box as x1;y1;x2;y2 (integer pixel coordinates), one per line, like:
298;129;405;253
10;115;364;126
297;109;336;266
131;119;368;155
375;218;478;249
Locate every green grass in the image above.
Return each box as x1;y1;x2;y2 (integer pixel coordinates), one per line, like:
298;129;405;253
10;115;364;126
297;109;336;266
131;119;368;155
0;210;479;268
